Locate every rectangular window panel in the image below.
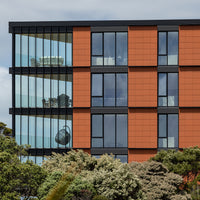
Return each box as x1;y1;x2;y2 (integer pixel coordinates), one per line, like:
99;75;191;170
21;75;28;107
21;34;28;67
116;155;128;163
51;33;58;66
92;138;103;148
159;32;167;55
36;75;43;108
92;33;103;56
59;33;65;67
51;115;58;148
92;74;103;96
159;115;167;137
104;115;115;147
21;115;28;145
92;115;103;137
168;32;178;65
51;74;58;108
43;33;51;67
158;138;167;148
168;114;178;148
36;34;43;67
58;115;66;148
29;34;35;67
66;115;72;148
92;97;103;107
29;76;35;108
92;56;103;66
66;33;72;66
158;56;167;65
104;74;115;106
66;74;72;107
58;75;66;108
116;74;127;106
158;97;167;107
116;32;127;66
44;116;50;148
104;33;115;65
158;73;167;96
15;115;21;145
15;75;20;107
15;34;21;67
36;116;43;148
116;115;127;147
29;116;35;148
168;73;178;106
43;75;50;108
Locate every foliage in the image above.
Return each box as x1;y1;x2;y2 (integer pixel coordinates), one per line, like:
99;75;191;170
0;121;12;136
92;195;109;200
130;161;191;200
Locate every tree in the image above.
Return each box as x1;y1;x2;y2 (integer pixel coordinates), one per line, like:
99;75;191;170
0;121;12;136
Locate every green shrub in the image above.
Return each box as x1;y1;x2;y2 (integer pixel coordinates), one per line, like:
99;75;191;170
93;195;109;200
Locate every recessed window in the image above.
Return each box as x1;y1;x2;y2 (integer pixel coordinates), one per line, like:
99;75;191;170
158;73;178;106
158;114;178;148
158;32;178;66
92;73;127;107
92;114;127;148
92;32;127;66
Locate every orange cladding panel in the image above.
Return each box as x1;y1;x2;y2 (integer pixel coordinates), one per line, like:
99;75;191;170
179;26;200;66
73;109;90;148
179;108;200;148
128;149;157;163
73;27;91;66
128;67;157;107
73;68;90;107
128;108;157;148
128;26;157;66
179;68;200;107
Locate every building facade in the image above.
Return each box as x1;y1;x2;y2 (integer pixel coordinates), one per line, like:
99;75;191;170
9;20;200;164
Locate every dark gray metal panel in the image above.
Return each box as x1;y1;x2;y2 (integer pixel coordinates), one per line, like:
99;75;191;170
158;66;179;72
128;66;157;68
158;107;179;113
91;67;128;73
91;148;128;155
91;26;128;32
157;25;179;31
91;107;128;114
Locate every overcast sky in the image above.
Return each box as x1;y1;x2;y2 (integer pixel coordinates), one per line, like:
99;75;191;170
1;0;200;128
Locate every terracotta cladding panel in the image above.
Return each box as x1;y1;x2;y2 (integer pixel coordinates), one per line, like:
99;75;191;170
73;109;90;148
128;108;157;148
128;68;157;107
73;27;91;66
179;26;200;66
179;108;200;148
179;68;200;107
73;68;90;107
128;26;157;66
128;149;157;163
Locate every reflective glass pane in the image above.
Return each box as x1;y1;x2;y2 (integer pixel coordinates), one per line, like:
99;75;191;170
116;115;127;147
21;75;28;107
104;115;115;147
51;115;58;148
168;114;178;148
29;34;35;67
51;33;58;66
36;75;43;107
21;34;28;67
29;75;35;107
66;74;72;107
158;56;167;65
66;115;72;148
21;115;28;145
92;138;103;148
15;75;20;107
58;116;66;148
51;74;58;108
168;32;178;65
104;33;115;65
159;115;167;137
21;156;28;163
36;156;43;166
116;74;127;106
15;34;20;67
36;34;43;67
59;33;65;67
92;115;103;137
44;116;50;148
116;155;128;163
58;75;66;108
43;75;50;108
92;97;103;106
159;32;167;55
104;74;115;106
29;116;35;148
158;97;167;106
29;156;36;163
36;116;43;148
66;33;72;66
43;34;51;67
158;138;167;148
116;32;127;66
92;56;103;66
92;33;103;56
92;74;102;96
158;73;167;96
15;115;21;145
168;73;178;106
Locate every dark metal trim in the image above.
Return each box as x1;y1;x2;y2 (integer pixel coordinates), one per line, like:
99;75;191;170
91;107;128;114
91;26;128;32
180;65;200;67
128;65;157;68
157;25;179;31
157;107;179;113
157;66;179;72
91;67;128;73
91;148;128;155
28;148;72;156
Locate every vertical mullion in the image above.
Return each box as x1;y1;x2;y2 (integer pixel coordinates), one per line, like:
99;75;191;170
103;33;104;66
166;32;168;65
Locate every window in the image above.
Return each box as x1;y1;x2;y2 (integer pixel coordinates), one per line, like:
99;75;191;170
92;73;127;107
158;73;178;106
92;32;127;66
158;32;178;65
92;114;127;148
158;114;178;148
15;33;72;67
92;154;128;163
